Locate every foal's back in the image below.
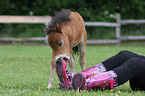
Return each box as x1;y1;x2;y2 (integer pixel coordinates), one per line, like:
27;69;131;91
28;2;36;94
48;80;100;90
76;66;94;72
61;12;87;47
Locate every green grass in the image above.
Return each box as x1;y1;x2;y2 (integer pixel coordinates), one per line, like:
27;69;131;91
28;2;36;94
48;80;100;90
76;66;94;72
0;45;145;96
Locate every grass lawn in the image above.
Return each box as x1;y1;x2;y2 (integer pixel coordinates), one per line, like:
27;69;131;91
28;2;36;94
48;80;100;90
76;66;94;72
0;45;145;96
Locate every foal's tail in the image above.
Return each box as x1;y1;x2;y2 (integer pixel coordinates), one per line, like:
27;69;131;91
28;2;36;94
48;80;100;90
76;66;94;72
72;46;79;55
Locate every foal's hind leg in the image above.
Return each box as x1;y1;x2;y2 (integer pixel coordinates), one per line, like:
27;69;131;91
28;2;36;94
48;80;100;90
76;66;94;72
79;42;86;71
68;52;75;72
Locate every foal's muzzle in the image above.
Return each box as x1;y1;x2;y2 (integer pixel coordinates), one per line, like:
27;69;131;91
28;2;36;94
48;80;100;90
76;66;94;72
56;57;70;64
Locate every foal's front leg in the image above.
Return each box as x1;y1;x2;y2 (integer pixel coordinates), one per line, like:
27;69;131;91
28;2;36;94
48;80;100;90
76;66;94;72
47;59;55;89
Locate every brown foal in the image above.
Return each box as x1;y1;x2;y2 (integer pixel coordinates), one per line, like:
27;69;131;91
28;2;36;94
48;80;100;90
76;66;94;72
44;9;87;89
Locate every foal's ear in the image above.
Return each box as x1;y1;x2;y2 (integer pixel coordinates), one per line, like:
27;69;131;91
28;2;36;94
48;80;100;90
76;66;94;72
44;27;48;35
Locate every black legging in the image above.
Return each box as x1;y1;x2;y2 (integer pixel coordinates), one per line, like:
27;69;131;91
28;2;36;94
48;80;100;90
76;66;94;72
102;50;145;91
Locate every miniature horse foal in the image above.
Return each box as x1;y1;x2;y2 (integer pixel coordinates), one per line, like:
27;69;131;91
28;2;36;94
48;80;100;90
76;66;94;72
44;9;87;89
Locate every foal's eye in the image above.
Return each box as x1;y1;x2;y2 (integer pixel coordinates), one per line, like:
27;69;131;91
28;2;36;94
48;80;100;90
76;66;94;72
58;41;62;46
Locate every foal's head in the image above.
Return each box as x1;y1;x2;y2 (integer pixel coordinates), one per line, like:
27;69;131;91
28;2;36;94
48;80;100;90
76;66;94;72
46;27;71;61
44;9;72;62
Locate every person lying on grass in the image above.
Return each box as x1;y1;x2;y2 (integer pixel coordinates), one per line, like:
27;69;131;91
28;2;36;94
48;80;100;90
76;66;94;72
56;50;145;91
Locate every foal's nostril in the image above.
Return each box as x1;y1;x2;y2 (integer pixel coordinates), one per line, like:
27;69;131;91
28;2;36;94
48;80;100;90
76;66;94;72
56;58;62;64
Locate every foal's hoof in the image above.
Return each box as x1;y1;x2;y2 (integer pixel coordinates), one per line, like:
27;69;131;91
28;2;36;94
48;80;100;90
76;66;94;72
47;84;52;89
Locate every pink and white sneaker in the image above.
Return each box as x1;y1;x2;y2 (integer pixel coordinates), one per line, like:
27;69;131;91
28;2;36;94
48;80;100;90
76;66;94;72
56;58;75;90
72;70;118;90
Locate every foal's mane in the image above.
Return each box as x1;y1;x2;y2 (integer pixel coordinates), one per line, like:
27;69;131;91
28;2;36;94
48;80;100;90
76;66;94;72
45;9;72;35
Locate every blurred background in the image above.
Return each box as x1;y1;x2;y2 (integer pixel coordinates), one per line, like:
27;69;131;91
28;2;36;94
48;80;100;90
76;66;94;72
0;0;145;43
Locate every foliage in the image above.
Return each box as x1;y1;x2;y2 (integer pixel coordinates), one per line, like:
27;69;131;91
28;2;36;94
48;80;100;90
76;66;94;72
1;0;145;20
0;0;145;38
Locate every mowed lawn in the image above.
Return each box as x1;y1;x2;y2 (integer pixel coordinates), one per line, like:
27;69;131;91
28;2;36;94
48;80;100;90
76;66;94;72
0;45;145;96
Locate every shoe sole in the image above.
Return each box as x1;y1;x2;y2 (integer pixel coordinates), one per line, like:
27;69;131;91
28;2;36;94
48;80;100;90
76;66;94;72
72;73;86;90
56;58;69;89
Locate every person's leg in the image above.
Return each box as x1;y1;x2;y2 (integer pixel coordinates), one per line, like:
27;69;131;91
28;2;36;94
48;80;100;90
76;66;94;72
113;57;145;90
71;51;145;90
56;51;145;90
102;50;145;71
72;50;145;80
73;50;145;88
72;57;145;90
